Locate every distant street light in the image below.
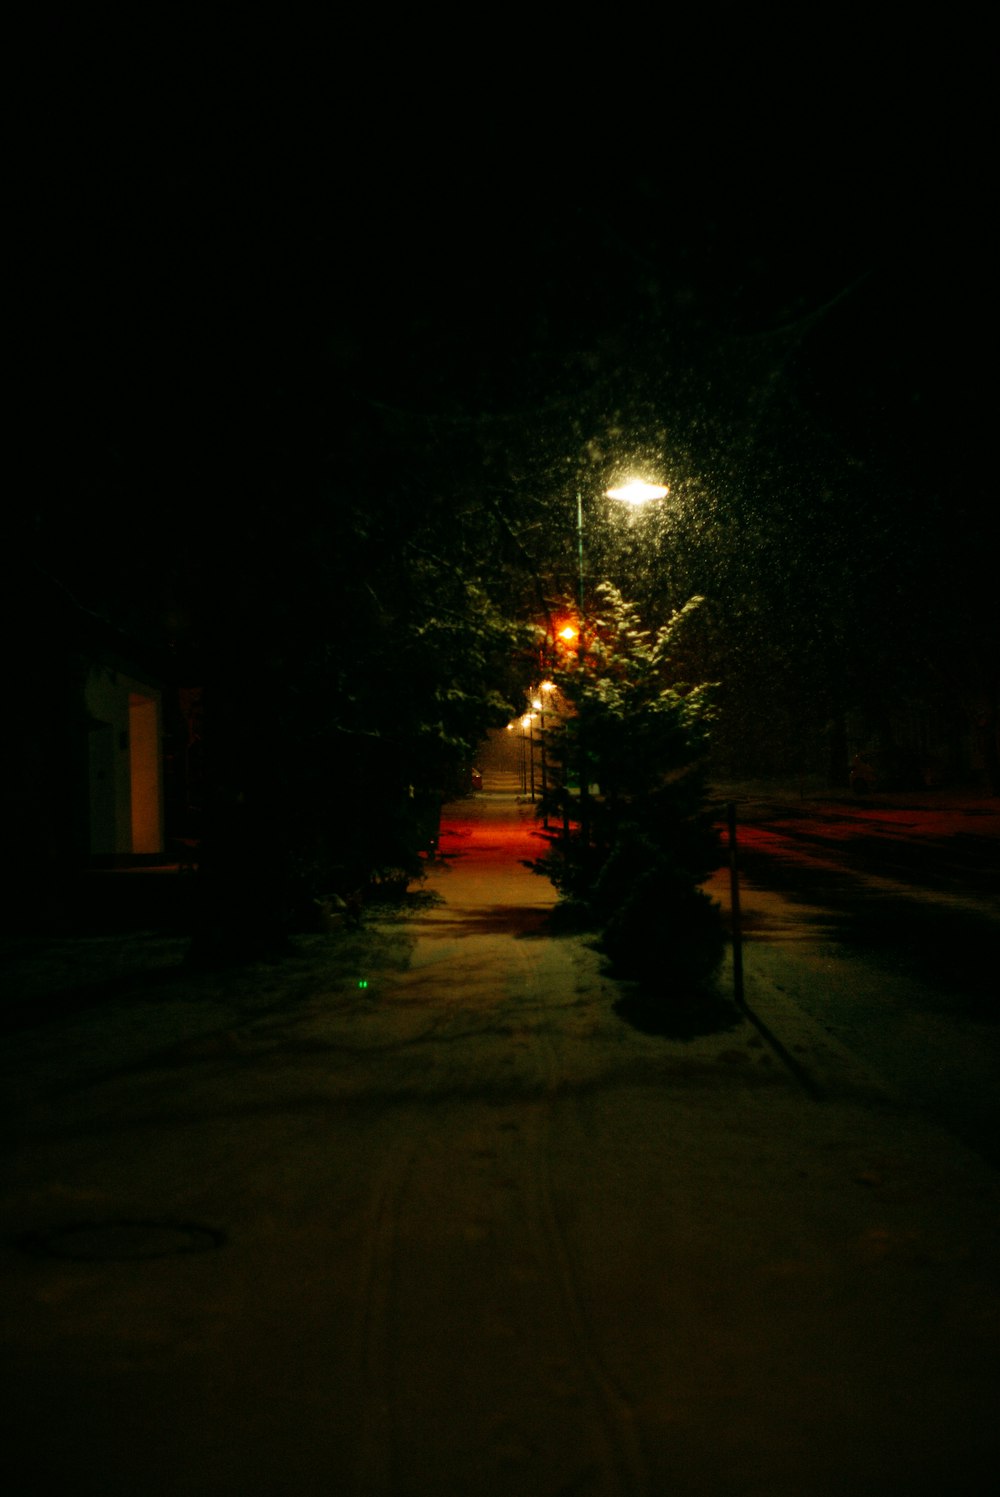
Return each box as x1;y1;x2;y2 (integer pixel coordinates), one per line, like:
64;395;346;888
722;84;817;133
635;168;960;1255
520;712;538;800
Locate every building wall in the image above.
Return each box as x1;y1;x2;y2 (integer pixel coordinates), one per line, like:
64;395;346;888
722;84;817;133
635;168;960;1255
129;691;163;853
84;667;164;856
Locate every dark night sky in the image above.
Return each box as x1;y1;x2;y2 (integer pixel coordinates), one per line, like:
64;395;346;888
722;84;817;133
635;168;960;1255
23;28;995;593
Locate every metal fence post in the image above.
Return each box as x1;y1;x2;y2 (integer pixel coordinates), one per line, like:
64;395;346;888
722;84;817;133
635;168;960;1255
727;802;745;1011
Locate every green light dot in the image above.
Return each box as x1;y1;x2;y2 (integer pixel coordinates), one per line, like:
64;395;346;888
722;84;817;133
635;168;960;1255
358;980;368;989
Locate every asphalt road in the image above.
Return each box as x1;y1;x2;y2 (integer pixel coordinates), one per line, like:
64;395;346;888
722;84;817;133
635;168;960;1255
708;787;1000;1164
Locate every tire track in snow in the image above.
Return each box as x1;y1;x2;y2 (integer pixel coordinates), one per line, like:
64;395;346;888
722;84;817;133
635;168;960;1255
352;1128;421;1496
510;938;651;1497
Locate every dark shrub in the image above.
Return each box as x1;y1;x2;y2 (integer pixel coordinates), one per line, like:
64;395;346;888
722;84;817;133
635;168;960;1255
600;868;725;993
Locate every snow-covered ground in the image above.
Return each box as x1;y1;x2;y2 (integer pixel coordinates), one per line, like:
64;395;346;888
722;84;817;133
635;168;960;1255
2;792;998;1496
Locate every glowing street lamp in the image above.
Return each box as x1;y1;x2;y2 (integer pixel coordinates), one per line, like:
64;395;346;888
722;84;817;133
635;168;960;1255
576;477;668;617
572;475;668;840
605;479;669;505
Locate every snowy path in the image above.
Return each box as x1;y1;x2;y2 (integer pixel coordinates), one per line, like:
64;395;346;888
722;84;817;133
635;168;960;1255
345;798;650;1493
2;792;999;1495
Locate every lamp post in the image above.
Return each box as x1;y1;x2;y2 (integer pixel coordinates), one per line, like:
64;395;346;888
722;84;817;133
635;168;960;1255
537;682;553;827
520;712;538;800
573;477;668;846
574;476;669;642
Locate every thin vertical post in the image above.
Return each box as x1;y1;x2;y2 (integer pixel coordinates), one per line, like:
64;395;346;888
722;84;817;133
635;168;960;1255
539;701;549;828
577;490;585;618
727;802;745;1011
528;719;536;801
576;489;590;849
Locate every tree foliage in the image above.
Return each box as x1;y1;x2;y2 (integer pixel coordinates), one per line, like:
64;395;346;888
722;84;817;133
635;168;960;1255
530;583;725;997
184;462;534;962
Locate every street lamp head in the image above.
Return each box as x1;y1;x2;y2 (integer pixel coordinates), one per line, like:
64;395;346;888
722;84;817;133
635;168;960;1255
558;625;578;643
605;479;669;506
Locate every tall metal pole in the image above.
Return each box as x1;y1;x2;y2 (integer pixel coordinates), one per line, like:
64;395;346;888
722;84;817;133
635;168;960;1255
527;717;536;801
577;489;585;618
727;802;745;1011
576;490;590;849
539;695;549;828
